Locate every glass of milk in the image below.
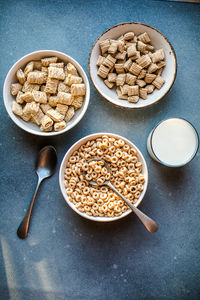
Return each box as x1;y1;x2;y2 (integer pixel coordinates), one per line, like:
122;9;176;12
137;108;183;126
147;118;199;167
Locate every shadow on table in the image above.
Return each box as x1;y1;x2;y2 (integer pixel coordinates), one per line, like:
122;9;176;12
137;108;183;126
152;163;186;187
69;204;158;248
150;158;193;204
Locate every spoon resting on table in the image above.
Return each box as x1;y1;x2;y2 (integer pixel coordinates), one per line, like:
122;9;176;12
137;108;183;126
17;146;57;239
84;157;158;233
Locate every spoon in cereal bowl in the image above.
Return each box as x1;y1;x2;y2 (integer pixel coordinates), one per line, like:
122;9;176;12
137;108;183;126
83;157;158;233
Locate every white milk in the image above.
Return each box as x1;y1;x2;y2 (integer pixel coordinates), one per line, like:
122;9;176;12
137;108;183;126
147;118;199;167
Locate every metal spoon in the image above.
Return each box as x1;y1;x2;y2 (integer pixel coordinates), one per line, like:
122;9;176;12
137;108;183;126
17;146;57;239
85;158;158;233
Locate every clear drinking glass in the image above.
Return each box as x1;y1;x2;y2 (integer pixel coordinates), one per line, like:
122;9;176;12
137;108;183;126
147;118;199;167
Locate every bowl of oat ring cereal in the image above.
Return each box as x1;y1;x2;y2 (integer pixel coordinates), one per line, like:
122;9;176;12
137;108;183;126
88;22;177;109
59;133;148;222
3;50;90;136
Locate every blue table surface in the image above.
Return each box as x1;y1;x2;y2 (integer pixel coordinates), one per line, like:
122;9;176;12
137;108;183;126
0;0;200;299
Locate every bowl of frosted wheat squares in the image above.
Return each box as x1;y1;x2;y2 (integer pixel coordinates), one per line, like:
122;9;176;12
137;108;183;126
3;50;90;136
59;133;148;222
89;22;177;109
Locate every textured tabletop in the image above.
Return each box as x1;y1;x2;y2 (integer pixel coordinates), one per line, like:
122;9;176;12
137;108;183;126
0;0;200;299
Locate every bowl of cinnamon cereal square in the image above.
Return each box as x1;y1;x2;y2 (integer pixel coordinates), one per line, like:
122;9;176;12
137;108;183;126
3;50;90;136
59;133;148;222
89;22;177;109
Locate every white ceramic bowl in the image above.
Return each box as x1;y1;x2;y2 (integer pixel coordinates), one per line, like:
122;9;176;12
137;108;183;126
3;50;90;136
89;22;177;109
59;132;148;222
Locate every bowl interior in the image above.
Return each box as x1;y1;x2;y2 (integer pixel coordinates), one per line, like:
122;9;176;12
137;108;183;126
59;132;148;222
4;50;90;136
89;23;177;109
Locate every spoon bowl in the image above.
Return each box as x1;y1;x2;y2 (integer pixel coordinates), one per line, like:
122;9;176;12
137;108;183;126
17;145;57;239
36;146;57;179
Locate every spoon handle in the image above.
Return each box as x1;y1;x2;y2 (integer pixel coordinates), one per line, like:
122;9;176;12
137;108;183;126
17;178;42;239
106;182;158;233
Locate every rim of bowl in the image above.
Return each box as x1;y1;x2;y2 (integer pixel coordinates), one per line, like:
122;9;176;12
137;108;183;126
3;50;90;136
88;22;177;110
59;132;148;222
